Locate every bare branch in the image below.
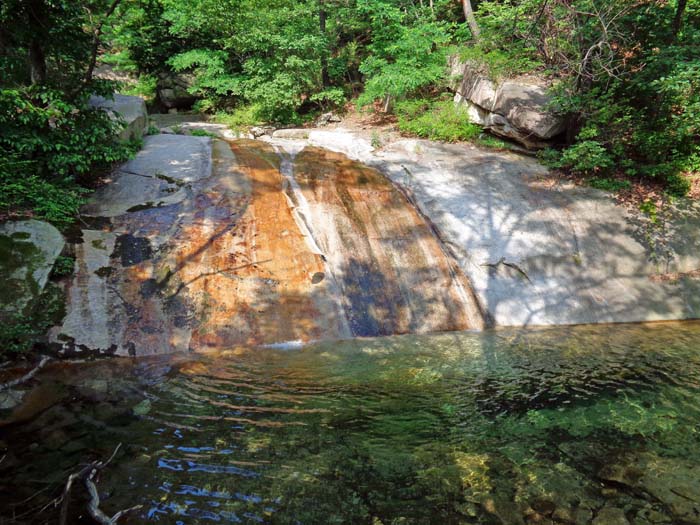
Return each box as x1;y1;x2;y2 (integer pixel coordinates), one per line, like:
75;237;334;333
0;356;51;392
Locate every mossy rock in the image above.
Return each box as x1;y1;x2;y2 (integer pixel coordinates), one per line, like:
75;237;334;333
0;220;64;321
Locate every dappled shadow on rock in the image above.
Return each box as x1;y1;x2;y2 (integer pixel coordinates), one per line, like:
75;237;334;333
51;137;483;356
374;138;700;327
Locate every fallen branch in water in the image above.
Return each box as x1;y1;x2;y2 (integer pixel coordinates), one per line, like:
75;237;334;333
55;443;142;525
0;356;51;391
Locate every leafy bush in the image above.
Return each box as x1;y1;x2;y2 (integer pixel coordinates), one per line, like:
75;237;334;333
0;87;139;227
558;140;614;176
52;256;75;277
358;20;450;106
0;88;138;181
122;74;158;101
666;173;692;198
189;129;216;137
458;45;543;80
0;283;66;358
213;105;263;132
588;177;632;193
396;99;481;142
0;156;88;227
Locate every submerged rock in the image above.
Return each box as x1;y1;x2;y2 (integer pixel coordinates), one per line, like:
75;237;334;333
592;507;629;525
0;220;64;320
599;452;700;523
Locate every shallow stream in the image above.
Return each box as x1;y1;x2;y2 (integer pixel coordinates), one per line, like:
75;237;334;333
2;322;700;524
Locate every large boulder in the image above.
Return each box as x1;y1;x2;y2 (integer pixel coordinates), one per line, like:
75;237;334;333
0;220;65;321
157;72;197;110
450;57;565;148
88;93;148;142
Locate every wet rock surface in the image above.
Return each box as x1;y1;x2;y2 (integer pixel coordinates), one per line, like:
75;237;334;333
599;452;700;523
51;133;481;355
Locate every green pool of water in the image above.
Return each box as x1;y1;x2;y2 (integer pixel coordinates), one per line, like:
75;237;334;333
2;322;700;524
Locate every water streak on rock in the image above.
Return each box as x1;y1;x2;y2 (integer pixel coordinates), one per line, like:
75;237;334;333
52;137;483;355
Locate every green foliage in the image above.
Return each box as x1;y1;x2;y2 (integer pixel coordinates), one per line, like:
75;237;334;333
309;88;346;111
122;74;158;101
213;105;263;132
189;129;216;137
396;98;481;142
458;45;543;80
639;199;659;224
357;14;451;106
0;283;65;358
0;88;138;227
51;256;75;277
0;156;88;227
588;177;632;193
559;140;614;176
666;173;692;198
0;88;138;181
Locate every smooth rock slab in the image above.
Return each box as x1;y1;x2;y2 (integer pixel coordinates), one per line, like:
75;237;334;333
82;134;211;217
118;133;211;182
0;220;64;320
269;130;700;327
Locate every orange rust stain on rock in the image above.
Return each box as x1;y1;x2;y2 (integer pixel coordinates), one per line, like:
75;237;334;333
294;146;482;335
176;139;344;349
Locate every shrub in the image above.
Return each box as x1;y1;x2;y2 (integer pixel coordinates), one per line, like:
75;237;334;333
0;87;139;227
396;99;481;142
213;104;263;131
558;140;614;176
588;177;632;193
0;156;88;227
666;173;691;198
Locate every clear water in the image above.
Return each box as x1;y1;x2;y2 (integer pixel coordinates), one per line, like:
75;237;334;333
2;322;700;524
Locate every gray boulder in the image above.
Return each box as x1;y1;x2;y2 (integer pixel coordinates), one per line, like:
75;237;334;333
157;72;197;109
88;94;148;142
450;57;565;148
0;220;65;321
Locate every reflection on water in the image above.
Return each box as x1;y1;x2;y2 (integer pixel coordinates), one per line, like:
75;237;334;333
2;322;700;524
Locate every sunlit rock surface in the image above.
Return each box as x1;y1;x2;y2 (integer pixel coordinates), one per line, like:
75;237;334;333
449;57;565;148
52;134;482;355
266;129;700;327
0;220;64;321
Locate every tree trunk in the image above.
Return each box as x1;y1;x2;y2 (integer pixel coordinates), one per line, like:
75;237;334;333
672;0;687;38
320;0;330;87
462;0;481;41
29;39;47;84
84;0;122;84
27;0;48;84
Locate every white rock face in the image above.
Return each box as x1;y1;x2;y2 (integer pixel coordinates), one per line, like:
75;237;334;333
267;129;700;327
82;134;212;217
451;57;565;148
88;94;148;142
